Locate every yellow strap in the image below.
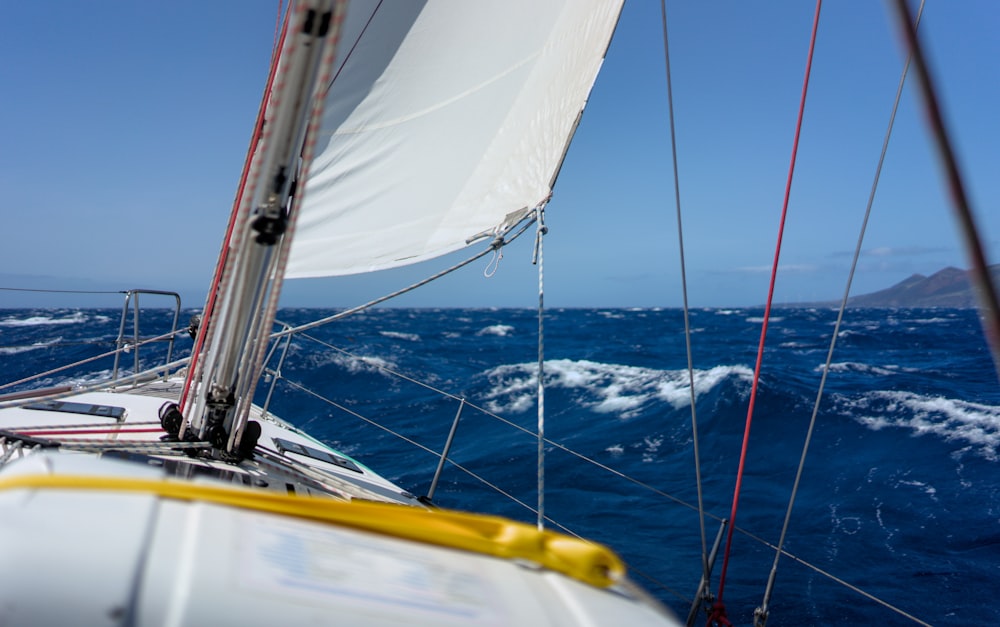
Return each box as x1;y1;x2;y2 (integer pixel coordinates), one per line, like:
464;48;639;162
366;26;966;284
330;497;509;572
0;473;625;588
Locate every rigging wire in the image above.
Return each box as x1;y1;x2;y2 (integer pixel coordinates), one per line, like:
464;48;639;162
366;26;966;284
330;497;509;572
657;0;711;607
251;316;935;624
0;287;126;295
276;374;696;613
712;1;823;621
753;3;925;625
278;376;544;520
270;330;927;624
0;321;931;626
284;330;707;512
269;216;537;339
0;340;115;350
0;327;187;393
0;357;190;412
533;208;547;531
888;0;1000;381
271;0;284;59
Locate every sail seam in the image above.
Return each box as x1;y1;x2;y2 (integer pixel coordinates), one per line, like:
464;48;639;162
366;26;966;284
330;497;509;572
326;53;542;136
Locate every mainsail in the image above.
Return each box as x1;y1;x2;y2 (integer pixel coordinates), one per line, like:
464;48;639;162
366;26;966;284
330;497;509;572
287;0;625;277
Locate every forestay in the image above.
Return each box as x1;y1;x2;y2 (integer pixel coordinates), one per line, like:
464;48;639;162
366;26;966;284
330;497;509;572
287;0;624;278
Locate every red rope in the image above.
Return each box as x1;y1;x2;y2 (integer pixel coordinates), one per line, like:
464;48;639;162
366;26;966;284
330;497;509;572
712;0;823;614
272;0;284;58
707;601;733;627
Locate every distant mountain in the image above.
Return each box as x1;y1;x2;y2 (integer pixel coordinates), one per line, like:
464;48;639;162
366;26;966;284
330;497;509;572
841;265;1000;308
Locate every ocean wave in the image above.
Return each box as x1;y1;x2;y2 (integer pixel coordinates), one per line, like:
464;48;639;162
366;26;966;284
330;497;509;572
746;316;783;324
379;331;420;342
292;342;398;375
326;352;398;375
26;368;117;390
816;362;905;376
0;311;90;327
896;478;938;500
477;324;514;337
481;359;752;418
0;337;63;355
848;390;1000;461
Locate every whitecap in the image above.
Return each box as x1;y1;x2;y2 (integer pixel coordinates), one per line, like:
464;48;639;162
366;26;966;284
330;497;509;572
746;316;783;324
897;479;938;500
379;330;420;342
477;324;514;337
295;345;398;375
34;368;117;389
816;362;900;376
328;353;397;375
0;311;89;327
848;390;1000;461
0;337;64;355
481;359;753;417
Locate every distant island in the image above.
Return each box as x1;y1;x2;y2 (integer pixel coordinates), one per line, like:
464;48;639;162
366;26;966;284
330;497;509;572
797;265;1000;308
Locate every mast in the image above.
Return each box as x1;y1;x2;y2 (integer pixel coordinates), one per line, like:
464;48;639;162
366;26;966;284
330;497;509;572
174;0;626;459
179;0;344;457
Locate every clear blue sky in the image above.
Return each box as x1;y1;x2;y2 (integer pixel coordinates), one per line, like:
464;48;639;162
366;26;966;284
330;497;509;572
2;1;998;309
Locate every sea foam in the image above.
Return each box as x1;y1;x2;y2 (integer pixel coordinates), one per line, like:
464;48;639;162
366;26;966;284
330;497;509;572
482;359;752;418
0;337;62;355
477;324;515;337
849;390;1000;461
0;312;90;327
816;362;904;376
379;330;420;342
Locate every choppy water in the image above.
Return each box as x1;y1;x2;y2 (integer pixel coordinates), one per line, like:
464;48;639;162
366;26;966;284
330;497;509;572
1;306;997;625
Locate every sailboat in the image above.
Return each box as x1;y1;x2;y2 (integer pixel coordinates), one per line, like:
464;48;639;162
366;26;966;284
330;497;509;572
1;1;995;625
0;1;684;625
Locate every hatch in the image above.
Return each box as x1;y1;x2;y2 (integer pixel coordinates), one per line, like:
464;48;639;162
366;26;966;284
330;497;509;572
273;438;362;473
25;400;126;422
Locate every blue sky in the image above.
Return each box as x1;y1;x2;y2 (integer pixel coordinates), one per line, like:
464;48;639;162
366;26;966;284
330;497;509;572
2;1;998;309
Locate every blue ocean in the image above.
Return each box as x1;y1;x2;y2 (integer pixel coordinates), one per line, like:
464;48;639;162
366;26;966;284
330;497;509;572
1;306;997;625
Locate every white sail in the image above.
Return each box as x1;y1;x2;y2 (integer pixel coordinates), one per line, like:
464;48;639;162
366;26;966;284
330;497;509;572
287;0;624;278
